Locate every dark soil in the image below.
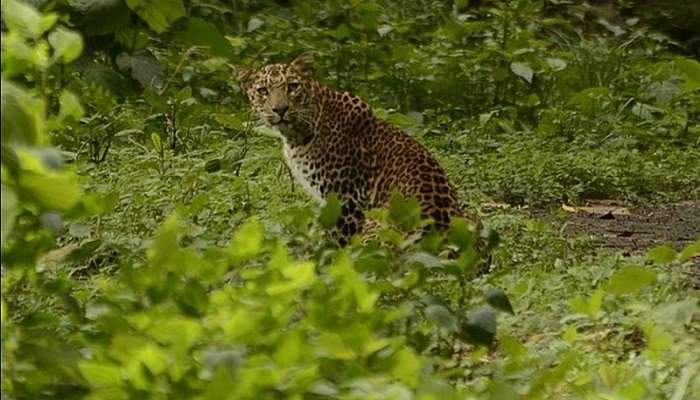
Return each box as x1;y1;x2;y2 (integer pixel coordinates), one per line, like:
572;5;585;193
559;200;700;252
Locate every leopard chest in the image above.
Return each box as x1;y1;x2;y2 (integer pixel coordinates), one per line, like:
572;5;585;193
282;142;325;204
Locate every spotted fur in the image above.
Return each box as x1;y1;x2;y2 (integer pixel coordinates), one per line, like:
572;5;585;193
237;53;460;245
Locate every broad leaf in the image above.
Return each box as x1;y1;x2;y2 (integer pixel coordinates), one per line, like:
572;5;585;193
510;62;533;83
646;244;676;264
228;219;263;258
78;361;123;388
174;18;234;59
116;51;164;89
425;304;458;332
68;0;131;36
48;27;83;63
675;57;700;92
485;288;514;314
460;306;497;346
1;186;18;243
125;0;185;34
606;266;657;296
319;193;342;229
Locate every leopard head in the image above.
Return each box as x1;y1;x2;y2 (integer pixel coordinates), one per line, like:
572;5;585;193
236;53;316;137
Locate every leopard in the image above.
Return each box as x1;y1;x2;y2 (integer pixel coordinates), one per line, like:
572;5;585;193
236;53;472;247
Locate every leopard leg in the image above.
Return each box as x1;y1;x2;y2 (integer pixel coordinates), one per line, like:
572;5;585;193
331;198;365;246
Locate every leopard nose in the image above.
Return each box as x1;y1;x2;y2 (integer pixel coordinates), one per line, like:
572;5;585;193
273;104;289;117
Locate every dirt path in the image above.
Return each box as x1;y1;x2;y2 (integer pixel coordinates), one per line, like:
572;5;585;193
554;200;700;253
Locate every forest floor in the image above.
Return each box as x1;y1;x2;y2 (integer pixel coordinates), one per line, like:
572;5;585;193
485;199;700;253
552;200;700;252
522;199;700;291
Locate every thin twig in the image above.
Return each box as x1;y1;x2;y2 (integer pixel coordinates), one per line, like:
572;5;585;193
159;47;201;96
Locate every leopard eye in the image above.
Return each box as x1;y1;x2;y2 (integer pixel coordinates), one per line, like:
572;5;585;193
256;86;268;96
287;81;300;93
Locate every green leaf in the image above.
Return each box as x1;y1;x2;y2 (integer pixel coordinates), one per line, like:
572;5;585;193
460;306;497;346
651;299;698;327
389;348;420;386
425;304;458;332
134;343;169;374
545;57;567;71
116;51;164;89
510;62;533;83
606;265;657;296
1;185;18;243
1;80;46;146
173;18;234;59
20;170;81;210
488;381;519;400
228;219;263;258
316;333;355;360
2;0;53;39
646;244;676;264
449;217;476;250
150;132;162;152
68;0;131;36
675;57;700;92
679;238;700;261
498;336;525;358
247;16;264;32
267;261;316;295
82;62;136;97
57;90;85;123
570;288;604;318
588;288;604;317
78;361;123;388
568;87;610;113
319;193;342;229
643;324;673;353
48;27;83;63
406;252;443;268
485;288;514;315
388;193;422;231
125;0;185;34
204;159;222;173
82;191;119;215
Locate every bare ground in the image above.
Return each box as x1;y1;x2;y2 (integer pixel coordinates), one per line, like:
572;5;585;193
552;200;700;253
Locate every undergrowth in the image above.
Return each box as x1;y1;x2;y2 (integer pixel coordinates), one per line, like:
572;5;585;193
2;1;699;399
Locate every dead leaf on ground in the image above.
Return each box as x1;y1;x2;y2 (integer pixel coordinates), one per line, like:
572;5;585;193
562;202;631;216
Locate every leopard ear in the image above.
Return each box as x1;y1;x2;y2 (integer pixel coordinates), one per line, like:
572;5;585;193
290;52;315;77
229;63;256;90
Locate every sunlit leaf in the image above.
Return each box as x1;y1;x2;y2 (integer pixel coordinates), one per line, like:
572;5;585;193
2;0;52;39
646;244;676;264
606;266;657;296
1;80;46;146
56;89;85;124
78;361;123;388
318;193;342;229
510;62;534;83
679;238;700;261
229;219;263;258
48;27;83;63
